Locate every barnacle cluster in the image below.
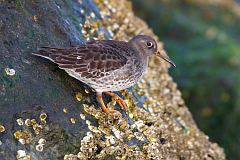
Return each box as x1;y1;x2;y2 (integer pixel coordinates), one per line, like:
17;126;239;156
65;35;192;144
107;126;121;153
0;124;5;133
36;138;47;152
12;112;48;158
62;0;225;159
16;150;31;160
4;67;16;76
75;92;83;101
80;0;155;42
81;16;105;41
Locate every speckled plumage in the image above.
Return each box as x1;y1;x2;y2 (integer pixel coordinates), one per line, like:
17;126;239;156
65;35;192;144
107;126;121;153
33;35;175;112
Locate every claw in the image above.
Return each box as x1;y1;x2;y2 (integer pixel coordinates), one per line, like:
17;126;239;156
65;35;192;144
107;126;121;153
97;91;127;113
97;92;119;113
104;91;127;110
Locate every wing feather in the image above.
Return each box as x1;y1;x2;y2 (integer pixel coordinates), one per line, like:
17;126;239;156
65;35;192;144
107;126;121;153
33;40;132;79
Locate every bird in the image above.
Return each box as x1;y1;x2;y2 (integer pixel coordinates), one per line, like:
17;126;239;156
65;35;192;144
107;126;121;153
32;35;176;113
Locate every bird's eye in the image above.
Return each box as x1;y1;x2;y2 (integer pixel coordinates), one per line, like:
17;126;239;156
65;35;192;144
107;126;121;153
146;41;154;48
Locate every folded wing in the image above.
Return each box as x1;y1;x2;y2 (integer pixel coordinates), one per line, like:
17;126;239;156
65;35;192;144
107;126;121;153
32;40;129;79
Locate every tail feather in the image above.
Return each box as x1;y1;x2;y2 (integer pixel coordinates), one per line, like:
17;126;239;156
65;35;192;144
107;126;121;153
32;47;55;61
32;46;80;64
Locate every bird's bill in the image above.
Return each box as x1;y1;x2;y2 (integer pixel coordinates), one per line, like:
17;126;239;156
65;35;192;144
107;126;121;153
156;51;176;67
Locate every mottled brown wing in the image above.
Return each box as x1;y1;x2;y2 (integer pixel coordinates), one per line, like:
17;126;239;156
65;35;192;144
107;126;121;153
34;40;130;79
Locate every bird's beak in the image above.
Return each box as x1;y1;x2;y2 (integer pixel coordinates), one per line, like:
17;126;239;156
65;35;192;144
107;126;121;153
155;51;176;67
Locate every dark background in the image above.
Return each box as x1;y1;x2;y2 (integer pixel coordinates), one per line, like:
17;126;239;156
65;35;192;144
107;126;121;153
132;0;240;159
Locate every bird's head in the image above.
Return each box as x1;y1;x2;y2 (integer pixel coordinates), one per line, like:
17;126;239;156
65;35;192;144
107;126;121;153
129;35;176;67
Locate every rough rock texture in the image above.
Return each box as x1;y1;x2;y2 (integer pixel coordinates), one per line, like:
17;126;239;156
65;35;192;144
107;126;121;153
0;0;225;159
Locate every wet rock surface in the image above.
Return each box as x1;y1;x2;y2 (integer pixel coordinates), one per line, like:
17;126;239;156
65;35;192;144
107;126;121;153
0;0;225;159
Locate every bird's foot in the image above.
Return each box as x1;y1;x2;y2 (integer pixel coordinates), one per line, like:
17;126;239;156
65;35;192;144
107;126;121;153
107;107;119;113
97;92;119;113
104;91;127;110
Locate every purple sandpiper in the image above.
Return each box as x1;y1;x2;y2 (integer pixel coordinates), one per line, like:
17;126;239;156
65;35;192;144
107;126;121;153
33;35;176;113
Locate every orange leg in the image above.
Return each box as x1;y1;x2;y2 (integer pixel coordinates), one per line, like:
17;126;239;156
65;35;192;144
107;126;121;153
104;91;127;110
97;92;116;113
